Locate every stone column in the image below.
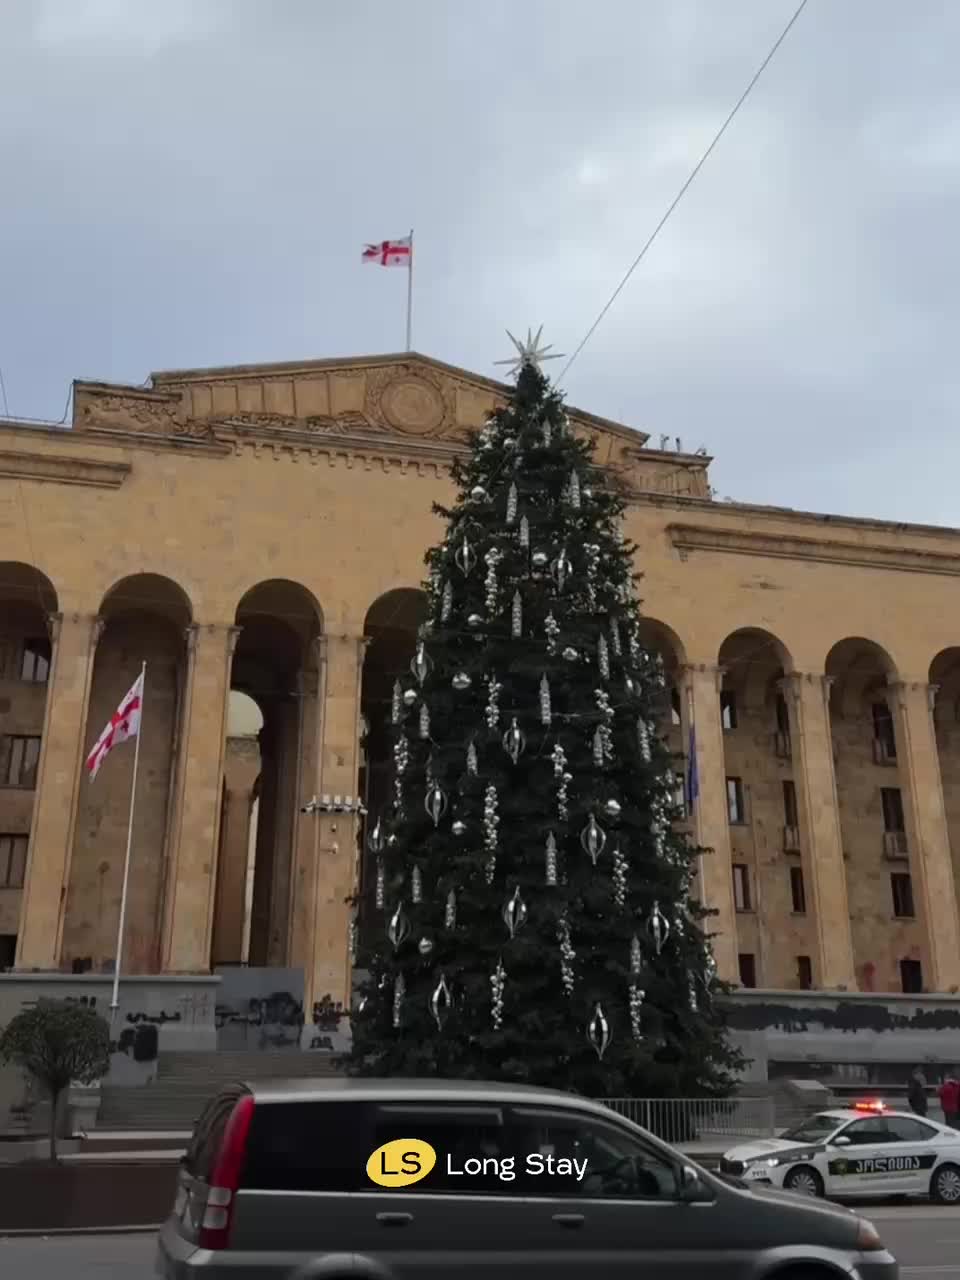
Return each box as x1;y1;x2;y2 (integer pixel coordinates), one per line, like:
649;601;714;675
780;672;857;990
16;612;103;969
888;679;960;991
678;663;738;983
161;623;239;973
288;644;323;975
305;633;368;1020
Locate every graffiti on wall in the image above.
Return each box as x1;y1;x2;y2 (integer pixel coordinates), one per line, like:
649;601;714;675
215;967;305;1050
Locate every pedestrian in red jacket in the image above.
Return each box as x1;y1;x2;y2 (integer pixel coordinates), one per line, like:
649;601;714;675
938;1074;959;1129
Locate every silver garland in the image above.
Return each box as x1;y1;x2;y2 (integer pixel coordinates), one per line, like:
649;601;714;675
569;470;581;509
545;831;558;885
467;738;478;775
585;542;600;610
419;702;431;739
411;865;423;904
610;617;622;656
592;726;605;767
637;717;652;762
348;918;357;966
540;674;552;726
598;634;610;679
630;934;643;974
445;888;457;929
484;548;501;612
544;612;560;656
375;860;385;909
628;626;641;665
393;736;409;812
485;674;502;729
611;844;628;910
490;958;506;1029
441;579;453;622
392;974;405;1028
391;679;402;725
552;743;570;820
519;515;530;549
483;783;499;883
511;590;522;638
506;482;518;524
689;974;699;1012
557;914;576;995
629;984;645;1042
542;418;552;447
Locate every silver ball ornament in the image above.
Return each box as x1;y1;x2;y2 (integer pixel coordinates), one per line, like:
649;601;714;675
467;613;484;628
531;551;549;569
452;671;472;691
471;485;489;502
418;936;434;956
562;647;579;662
452;820;467;836
403;688;418;706
604;799;622;819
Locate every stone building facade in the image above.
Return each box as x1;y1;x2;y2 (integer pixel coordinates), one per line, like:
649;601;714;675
2;351;960;1024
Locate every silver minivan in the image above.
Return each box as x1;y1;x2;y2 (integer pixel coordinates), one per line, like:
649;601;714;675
157;1077;898;1279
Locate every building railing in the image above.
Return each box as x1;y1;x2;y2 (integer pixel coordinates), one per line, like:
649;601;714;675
604;1096;777;1145
882;829;909;859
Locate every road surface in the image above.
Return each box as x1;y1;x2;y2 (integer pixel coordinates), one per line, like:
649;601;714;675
0;1205;958;1277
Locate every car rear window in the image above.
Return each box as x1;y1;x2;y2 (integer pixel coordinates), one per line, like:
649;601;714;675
243;1100;375;1191
184;1086;249;1181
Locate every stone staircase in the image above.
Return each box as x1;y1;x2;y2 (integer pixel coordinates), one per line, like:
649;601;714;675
97;1051;345;1132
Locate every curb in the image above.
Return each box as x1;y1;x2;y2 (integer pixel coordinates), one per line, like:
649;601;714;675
0;1224;159;1239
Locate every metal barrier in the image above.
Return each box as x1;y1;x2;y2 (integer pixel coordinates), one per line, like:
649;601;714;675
603;1096;776;1145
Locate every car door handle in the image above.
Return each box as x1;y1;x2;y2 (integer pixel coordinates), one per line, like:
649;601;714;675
376;1212;413;1227
552;1213;585;1228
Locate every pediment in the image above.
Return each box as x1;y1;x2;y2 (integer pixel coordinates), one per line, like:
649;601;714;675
70;352;711;497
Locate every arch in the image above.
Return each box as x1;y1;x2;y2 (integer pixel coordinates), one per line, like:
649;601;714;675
234;578;324;638
825;637;898;719
633;616;687;672
930;648;960;725
214;578;322;969
718;627;793;713
67;574;192;975
100;572;192;629
0;561;59;614
358;588;429;934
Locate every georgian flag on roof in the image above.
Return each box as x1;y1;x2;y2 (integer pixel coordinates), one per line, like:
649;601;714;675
85;671;144;780
361;236;412;267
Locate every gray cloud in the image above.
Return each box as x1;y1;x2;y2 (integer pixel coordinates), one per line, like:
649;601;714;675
2;0;958;525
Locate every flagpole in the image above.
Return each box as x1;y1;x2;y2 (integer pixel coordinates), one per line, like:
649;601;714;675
405;228;414;351
110;662;146;1035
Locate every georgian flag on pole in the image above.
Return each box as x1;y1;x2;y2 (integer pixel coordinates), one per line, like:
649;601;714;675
85;670;144;780
361;236;412;267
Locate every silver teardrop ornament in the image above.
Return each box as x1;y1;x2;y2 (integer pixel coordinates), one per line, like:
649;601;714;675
425;781;447;827
411;642;432;686
502;886;528;938
580;813;607;865
586;1003;612;1060
430;974;453;1029
388;903;409;950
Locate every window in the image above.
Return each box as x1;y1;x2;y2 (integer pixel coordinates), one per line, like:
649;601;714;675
872;701;897;760
0;835;27;889
3;736;41;788
886;1116;937;1142
720;691;738;731
732;864;752;912
19;637;51;684
891;872;914;918
242;1099;376;1192
738;953;757;988
900;958;923;994
372;1104;507;1193
726;777;746;824
509;1108;680;1200
881;787;905;833
797;955;813;990
790;866;806;914
840;1117;896;1146
0;935;14;970
782;780;799;828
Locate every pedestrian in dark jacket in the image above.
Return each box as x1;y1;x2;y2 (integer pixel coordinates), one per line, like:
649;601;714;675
908;1067;928;1116
939;1074;960;1129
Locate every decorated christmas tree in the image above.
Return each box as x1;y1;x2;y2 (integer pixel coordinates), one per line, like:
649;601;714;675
350;331;744;1098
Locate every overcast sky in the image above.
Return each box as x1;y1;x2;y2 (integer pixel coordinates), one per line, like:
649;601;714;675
1;0;958;525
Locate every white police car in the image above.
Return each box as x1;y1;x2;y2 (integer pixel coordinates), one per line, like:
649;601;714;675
720;1100;960;1203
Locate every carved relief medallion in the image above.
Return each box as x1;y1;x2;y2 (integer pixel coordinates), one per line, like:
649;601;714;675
366;365;452;437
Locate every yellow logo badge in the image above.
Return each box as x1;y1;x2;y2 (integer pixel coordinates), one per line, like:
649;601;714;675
366;1139;437;1188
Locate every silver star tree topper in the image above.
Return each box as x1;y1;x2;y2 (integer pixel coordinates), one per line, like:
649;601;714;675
494;326;564;378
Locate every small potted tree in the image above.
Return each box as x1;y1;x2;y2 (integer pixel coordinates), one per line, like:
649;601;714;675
0;998;110;1163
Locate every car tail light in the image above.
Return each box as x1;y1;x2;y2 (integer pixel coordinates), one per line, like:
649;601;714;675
198;1094;255;1251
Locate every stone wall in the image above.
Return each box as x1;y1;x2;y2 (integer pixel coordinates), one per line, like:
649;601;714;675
724;989;960;1083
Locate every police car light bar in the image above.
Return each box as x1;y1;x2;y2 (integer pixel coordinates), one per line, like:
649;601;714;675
852;1099;887;1113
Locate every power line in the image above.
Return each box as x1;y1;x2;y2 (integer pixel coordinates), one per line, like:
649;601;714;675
556;0;810;388
0;366;9;417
